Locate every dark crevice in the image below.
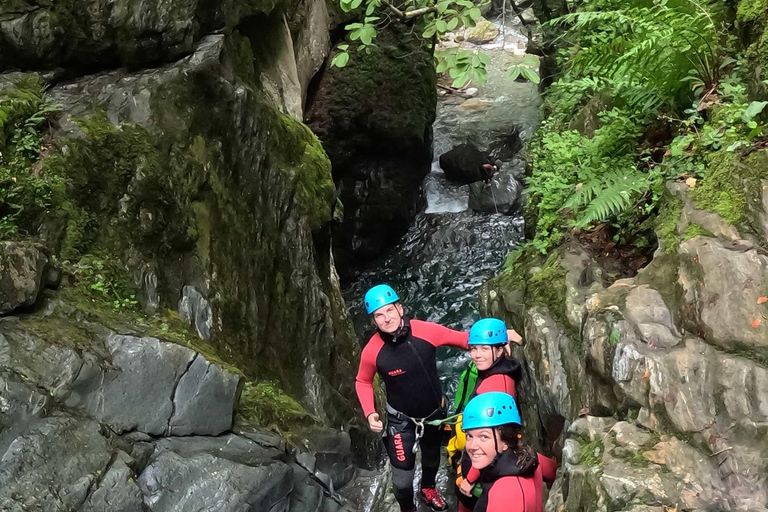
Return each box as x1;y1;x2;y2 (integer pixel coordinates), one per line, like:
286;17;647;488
303;59;327;116
166;353;199;435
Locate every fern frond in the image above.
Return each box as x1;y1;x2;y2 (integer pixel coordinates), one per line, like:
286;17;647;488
567;170;650;228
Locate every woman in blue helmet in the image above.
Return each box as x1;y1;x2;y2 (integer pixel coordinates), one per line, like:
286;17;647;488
462;392;558;512
355;285;522;512
450;318;523;512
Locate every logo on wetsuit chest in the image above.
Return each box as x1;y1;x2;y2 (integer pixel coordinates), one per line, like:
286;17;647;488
388;368;406;376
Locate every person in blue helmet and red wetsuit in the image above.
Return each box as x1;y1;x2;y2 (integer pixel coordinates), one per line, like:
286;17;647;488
355;285;522;512
462;392;558;512
450;318;523;512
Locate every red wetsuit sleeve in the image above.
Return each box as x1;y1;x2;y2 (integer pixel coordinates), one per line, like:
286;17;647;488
411;320;469;349
537;453;558;483
486;478;525;512
355;336;383;418
475;374;517;400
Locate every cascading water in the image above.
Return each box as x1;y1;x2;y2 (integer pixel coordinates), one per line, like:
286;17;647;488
341;14;541;512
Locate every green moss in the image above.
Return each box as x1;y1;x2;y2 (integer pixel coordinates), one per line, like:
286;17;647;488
268;111;336;229
236;380;320;436
528;251;568;326
690;150;768;239
736;0;768;23
682;223;714;240
654;194;683;254
578;437;605;467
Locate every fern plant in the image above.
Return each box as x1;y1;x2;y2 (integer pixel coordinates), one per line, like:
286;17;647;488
563;169;650;228
550;0;722;114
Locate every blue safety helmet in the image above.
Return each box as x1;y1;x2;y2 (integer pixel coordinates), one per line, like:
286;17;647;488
364;284;400;314
462;392;522;430
469;318;508;346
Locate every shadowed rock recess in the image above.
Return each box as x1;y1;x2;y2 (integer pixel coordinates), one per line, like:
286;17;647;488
482;177;768;511
0;0;371;510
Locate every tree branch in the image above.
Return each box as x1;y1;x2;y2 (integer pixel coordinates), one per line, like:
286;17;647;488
381;0;438;20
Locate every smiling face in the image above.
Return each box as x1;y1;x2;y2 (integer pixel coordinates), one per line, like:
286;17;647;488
465;427;508;470
469;345;505;371
373;303;404;334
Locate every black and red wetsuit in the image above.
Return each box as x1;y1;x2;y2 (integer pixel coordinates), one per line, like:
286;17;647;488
475;450;558;512
455;356;523;512
355;317;469;511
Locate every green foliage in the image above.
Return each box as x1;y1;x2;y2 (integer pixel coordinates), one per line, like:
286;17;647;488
551;0;723;111
526;109;667;253
436;48;489;88
237;381;319;433
331;0;535;86
508;55;541;84
68;253;139;311
0;77;63;239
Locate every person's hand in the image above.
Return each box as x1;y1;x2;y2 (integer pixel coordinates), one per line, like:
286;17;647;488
459;478;474;497
507;329;523;345
367;412;384;433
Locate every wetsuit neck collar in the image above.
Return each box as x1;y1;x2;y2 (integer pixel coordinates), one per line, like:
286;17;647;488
379;316;411;343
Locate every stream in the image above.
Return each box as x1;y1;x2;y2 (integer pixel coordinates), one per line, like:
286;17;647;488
341;13;542;512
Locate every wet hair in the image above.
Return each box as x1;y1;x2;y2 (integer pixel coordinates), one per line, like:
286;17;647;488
497;424;537;469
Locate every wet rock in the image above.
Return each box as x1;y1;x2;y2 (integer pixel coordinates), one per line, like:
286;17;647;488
168;354;241;436
678;237;768;352
80;453;144;512
464;19;500;44
0;242;48;314
468;169;522;214
260;14;304;119
153;433;284;464
65;334;238;436
0;0;267;72
761;179;768;243
292;0;331;103
306;24;436;272
0;413;114;512
439;142;495;184
177;285;213;340
623;285;680;348
138;451;293;512
304;428;356;490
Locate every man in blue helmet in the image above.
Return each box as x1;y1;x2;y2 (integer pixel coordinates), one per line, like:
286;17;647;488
355;284;522;512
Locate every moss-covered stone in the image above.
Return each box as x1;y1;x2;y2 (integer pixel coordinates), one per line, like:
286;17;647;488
654;194;684;254
691;149;768;242
236;380;320;439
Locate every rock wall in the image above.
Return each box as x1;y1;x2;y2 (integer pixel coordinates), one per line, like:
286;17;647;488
0;0;363;427
482;175;768;511
306;24;437;277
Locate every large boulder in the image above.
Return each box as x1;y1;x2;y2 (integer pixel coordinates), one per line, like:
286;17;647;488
306;24;437;274
0;0;270;72
439;143;495;184
1;317;240;436
468;169;522;214
483;229;768;508
0;242;49;314
138;451;293;512
32;28;360;424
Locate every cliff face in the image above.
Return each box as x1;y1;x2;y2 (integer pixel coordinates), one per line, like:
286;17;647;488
0;1;367;510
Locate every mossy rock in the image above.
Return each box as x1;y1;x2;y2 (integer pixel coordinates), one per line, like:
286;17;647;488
690;149;768;244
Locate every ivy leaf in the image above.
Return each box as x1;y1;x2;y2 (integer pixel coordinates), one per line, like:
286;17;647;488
436;19;448;32
332;52;350;68
423;24;437;38
436;60;449;73
447;17;459;30
437;0;451;14
469;7;482;21
478;53;490;65
522;68;541;84
366;1;376;14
